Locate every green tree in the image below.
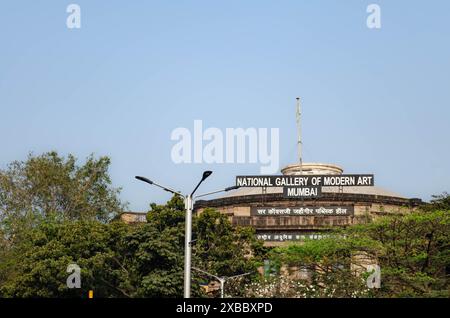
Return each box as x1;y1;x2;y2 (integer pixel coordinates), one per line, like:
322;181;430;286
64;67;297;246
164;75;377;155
0;195;264;298
252;235;379;298
0;220;132;297
356;210;450;297
0;151;125;241
257;208;449;298
0;196;186;298
422;192;450;211
136;197;265;297
193;208;266;297
0;151;126;295
120;195;187;297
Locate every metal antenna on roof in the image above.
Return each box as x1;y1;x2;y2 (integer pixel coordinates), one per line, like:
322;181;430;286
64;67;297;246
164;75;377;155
296;97;303;175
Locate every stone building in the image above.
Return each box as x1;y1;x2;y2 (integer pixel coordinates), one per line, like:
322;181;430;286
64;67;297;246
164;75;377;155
195;162;422;246
119;211;147;224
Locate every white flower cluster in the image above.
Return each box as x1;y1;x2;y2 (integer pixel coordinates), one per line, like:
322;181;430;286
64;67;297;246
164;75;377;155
243;276;372;298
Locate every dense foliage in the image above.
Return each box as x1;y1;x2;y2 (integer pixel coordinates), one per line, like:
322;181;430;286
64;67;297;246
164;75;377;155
0;174;263;297
193;208;265;297
0;152;124;240
248;209;449;298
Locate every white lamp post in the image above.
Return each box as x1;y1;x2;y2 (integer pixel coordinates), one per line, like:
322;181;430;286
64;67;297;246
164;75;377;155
193;267;253;298
135;173;239;298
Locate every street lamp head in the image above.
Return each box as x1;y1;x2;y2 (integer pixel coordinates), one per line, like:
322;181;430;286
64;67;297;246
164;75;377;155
191;171;213;197
202;170;213;181
135;176;153;185
225;185;240;192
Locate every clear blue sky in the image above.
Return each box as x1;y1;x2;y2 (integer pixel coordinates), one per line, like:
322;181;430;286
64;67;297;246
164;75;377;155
1;1;449;211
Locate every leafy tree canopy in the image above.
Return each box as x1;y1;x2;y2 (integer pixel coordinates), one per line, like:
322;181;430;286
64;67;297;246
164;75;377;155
0;195;265;298
259;209;449;298
0;151;125;242
192;208;266;297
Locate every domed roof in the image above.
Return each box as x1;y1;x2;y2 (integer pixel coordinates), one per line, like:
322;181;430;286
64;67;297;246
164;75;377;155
281;163;343;176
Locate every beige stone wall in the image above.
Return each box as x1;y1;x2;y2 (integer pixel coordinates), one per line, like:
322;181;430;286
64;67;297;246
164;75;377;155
120;213;147;224
233;206;251;217
195;199;417;246
211;201;416;220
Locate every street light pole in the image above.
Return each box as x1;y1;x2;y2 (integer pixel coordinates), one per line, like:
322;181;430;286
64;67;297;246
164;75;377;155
184;194;193;298
219;278;225;299
184;170;212;298
192;267;252;298
135;172;238;298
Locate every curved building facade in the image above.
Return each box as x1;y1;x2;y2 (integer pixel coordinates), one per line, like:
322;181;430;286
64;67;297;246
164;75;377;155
195;163;422;246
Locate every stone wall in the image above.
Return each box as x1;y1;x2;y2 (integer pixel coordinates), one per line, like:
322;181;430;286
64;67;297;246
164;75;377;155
195;193;421;245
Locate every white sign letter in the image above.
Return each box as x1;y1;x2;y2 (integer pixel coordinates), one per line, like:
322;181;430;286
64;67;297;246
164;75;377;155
366;4;381;29
66;264;81;288
171;127;192;163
